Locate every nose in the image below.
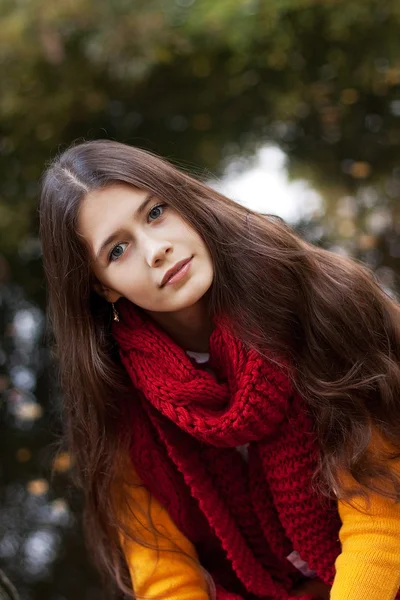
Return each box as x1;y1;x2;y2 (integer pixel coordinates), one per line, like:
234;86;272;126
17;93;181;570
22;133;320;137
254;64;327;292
144;238;172;268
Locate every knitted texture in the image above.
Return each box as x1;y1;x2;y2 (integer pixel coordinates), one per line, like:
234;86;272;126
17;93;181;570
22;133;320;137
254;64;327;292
113;300;342;599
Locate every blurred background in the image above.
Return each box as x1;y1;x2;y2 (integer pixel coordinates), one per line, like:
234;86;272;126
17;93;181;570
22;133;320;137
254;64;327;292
0;1;399;598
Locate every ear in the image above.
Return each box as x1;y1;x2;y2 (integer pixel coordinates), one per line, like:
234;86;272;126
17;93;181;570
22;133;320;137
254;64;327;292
92;280;121;303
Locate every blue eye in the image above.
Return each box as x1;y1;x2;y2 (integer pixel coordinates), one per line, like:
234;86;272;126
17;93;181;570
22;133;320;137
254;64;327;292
148;203;166;221
109;242;127;262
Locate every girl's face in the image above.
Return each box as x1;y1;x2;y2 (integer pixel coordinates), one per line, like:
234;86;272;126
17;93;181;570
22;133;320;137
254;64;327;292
77;183;214;314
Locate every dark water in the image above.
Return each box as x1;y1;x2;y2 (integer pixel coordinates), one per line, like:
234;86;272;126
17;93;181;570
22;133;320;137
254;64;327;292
0;2;399;598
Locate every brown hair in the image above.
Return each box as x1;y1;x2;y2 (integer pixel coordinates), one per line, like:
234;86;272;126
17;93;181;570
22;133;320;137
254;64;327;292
39;139;400;595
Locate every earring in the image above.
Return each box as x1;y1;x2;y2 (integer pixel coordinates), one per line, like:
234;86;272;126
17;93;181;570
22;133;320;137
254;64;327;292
112;302;119;322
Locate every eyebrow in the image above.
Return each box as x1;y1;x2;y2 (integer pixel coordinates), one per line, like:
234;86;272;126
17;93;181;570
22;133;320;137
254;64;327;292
94;192;154;261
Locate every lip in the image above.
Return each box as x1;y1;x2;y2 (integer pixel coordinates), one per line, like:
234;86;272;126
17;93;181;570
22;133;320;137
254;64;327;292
161;257;193;287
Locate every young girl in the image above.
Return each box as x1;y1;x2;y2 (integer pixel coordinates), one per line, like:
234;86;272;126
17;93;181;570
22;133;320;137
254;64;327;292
39;140;400;600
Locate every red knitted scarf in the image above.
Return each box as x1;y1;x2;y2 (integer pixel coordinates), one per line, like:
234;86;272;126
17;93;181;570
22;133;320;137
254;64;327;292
113;300;342;600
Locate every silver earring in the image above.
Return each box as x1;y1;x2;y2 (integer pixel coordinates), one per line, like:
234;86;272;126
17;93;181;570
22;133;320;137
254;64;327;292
112;303;119;322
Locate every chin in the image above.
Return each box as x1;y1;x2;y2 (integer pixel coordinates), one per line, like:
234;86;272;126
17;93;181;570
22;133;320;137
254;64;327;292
167;281;212;313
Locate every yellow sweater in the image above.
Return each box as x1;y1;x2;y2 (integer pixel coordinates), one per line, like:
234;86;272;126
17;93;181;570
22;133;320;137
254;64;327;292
118;467;209;599
117;451;400;600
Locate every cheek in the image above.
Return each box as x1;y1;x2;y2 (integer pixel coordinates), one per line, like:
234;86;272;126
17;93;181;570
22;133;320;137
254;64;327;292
98;261;138;295
121;265;162;307
189;229;208;254
119;265;147;294
195;235;213;266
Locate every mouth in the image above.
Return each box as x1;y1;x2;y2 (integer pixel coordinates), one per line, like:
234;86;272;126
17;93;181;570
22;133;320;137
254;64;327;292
160;257;193;287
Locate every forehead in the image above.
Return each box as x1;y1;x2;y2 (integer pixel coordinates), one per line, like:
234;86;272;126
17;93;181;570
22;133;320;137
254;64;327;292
77;183;147;243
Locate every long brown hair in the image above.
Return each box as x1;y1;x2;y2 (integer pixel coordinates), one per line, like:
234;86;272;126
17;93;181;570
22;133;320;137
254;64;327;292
39;139;400;595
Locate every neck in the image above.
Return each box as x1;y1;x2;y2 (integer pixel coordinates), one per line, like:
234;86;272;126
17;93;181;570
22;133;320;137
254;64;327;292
146;301;213;353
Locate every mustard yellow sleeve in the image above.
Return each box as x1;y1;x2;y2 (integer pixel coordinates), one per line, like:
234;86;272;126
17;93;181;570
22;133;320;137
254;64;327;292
332;456;400;600
118;468;210;600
